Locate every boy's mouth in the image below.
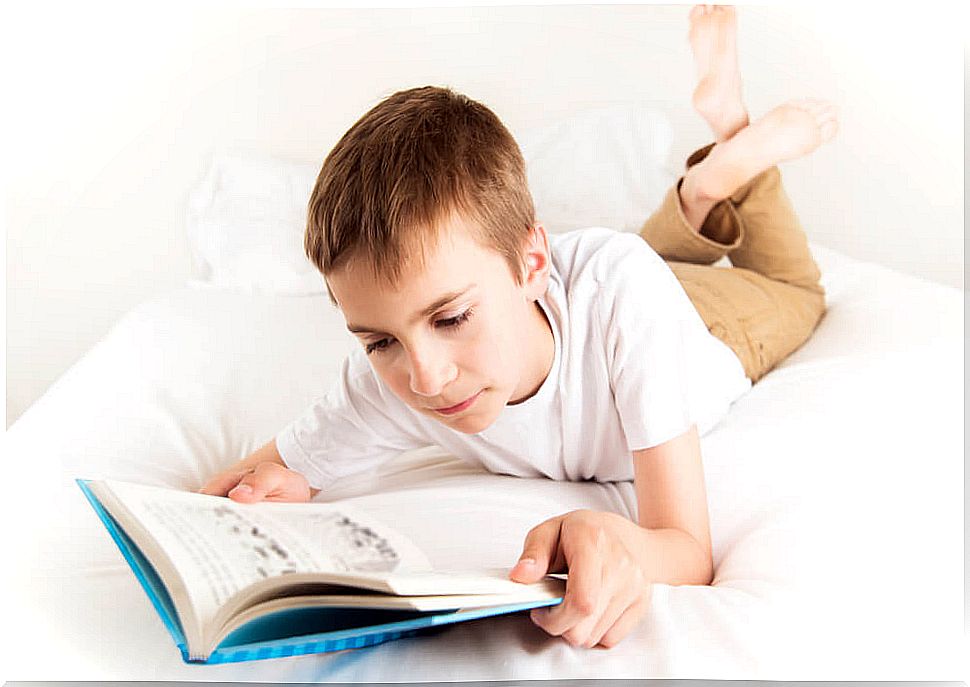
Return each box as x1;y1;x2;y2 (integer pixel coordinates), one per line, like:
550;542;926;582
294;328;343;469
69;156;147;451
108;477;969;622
433;390;483;415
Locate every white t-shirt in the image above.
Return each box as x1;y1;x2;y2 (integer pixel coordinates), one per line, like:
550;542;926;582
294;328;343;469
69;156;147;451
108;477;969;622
277;227;751;490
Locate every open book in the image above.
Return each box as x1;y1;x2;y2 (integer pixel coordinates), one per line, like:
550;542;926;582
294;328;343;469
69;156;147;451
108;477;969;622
77;478;565;664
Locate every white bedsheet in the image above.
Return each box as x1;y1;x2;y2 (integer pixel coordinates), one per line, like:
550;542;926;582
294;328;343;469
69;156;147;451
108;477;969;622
2;243;964;681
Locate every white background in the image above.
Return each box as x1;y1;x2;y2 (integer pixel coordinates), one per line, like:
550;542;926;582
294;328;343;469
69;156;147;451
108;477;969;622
4;1;966;427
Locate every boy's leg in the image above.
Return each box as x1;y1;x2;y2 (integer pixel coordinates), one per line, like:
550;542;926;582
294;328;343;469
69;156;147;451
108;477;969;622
636;5;836;383
638;137;826;383
638;142;741;266
670;259;825;383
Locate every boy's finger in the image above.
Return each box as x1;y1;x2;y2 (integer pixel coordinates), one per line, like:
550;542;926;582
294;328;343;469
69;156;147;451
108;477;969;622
232;462;307;503
595;592;651;649
228;464;282;502
199;470;249;496
582;590;634;648
537;541;603;635
510;516;564;583
227;478;260;503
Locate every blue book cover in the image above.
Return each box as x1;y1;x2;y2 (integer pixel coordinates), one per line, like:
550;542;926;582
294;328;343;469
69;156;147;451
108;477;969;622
76;479;563;664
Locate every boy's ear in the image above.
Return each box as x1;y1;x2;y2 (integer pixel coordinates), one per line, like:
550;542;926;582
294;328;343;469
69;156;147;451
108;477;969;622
521;223;551;299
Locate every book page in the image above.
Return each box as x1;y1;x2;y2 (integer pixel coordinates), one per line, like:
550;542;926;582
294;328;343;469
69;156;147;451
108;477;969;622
96;479;431;629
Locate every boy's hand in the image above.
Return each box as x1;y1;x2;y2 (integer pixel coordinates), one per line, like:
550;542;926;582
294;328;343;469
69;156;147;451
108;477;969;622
509;509;653;649
199;462;312;503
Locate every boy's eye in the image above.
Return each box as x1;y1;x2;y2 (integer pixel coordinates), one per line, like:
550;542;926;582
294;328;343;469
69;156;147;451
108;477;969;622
365;338;392;355
435;309;472;329
364;308;474;356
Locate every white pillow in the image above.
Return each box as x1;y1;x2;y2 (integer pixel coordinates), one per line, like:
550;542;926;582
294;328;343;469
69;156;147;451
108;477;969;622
185;150;324;294
185;104;675;293
517;102;676;234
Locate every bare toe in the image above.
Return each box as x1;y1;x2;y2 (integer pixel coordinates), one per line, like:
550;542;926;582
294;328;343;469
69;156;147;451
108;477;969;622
792;98;822;113
793;98;837;127
819;114;839;142
813;101;838;123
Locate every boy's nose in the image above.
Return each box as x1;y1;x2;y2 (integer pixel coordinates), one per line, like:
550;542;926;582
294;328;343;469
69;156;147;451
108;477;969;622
407;349;457;398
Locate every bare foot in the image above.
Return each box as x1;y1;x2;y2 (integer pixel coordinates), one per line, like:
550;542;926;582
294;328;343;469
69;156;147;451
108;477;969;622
689;4;749;143
685;99;839;203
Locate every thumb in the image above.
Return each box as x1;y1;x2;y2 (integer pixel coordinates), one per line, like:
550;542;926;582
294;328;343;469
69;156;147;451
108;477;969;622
199;470;250;497
510;516;563;584
228;466;275;503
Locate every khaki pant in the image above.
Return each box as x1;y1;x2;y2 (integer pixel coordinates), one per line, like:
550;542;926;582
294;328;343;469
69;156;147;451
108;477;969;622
639;143;826;383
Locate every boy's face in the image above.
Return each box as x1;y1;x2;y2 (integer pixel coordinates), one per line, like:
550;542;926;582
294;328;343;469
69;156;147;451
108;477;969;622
327;213;553;435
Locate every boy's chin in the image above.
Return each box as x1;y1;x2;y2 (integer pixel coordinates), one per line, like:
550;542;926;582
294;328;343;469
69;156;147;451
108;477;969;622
430;394;501;435
448;415;494;435
435;408;494;435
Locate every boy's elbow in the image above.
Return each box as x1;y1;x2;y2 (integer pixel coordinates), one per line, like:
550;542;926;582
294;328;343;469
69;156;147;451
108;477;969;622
689;533;715;586
700;557;715;586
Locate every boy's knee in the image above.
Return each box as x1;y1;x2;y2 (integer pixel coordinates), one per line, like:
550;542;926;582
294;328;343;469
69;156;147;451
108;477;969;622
802;287;826;329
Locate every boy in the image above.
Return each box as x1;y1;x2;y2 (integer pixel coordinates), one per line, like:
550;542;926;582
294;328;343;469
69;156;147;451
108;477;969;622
201;5;837;650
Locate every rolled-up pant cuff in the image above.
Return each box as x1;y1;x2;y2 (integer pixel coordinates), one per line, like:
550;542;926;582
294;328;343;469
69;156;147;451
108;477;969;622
642;142;747;265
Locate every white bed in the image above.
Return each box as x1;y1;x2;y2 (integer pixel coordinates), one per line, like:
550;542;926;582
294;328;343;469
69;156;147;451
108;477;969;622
3;105;964;681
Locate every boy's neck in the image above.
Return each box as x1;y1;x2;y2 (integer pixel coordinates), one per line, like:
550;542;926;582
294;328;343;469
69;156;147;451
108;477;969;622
508;300;555;406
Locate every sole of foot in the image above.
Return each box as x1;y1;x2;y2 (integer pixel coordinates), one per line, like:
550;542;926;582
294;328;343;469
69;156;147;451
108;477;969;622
691;99;839;201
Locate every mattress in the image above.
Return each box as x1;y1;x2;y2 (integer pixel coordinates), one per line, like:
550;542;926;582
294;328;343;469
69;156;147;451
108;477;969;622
2;243;964;681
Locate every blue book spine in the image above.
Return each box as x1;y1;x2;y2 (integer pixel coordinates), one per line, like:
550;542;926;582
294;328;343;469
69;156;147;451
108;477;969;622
75;479;189;656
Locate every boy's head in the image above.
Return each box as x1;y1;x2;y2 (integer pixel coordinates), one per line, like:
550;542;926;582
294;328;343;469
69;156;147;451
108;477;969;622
305;85;555;434
305;85;536;299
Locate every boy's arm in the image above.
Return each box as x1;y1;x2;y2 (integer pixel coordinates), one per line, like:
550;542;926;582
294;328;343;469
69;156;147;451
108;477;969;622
509;424;713;648
631;423;714;586
199;439;321;502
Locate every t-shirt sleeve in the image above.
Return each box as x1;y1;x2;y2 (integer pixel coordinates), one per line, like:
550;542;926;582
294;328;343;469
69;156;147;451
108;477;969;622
275;350;428;491
602;237;696;451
